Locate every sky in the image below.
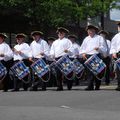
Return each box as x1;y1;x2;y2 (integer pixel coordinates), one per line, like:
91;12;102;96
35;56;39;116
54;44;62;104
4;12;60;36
110;9;120;21
110;2;120;21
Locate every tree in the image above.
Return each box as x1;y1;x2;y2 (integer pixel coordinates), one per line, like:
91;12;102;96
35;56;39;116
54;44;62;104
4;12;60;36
0;0;119;33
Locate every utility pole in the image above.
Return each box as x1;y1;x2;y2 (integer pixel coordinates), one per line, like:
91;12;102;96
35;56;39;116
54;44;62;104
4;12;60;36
101;0;104;30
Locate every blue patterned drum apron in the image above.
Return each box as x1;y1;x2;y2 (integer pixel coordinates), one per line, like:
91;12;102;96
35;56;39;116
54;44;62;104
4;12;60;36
84;54;106;76
73;59;84;78
31;58;49;82
115;58;120;70
56;55;74;80
0;62;7;79
11;61;30;80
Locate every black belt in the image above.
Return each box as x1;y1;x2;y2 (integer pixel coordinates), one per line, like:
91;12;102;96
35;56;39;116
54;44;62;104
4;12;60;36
55;56;62;61
55;55;70;60
86;53;102;59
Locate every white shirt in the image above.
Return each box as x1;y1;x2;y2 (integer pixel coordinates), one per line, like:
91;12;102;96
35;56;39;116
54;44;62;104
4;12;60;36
106;40;111;56
13;43;32;61
50;37;73;58
107;40;111;50
69;42;81;58
0;42;13;61
110;33;120;54
30;39;49;58
80;34;107;56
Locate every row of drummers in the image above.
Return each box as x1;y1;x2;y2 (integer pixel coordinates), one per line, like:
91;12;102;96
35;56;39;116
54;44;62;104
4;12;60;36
0;24;120;91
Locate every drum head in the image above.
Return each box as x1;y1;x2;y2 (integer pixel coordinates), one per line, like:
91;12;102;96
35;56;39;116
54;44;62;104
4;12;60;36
84;55;106;75
0;62;7;78
31;58;49;80
56;56;74;76
11;61;30;80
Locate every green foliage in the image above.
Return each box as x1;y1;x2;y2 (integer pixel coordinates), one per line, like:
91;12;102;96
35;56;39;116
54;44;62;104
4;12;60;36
0;0;119;31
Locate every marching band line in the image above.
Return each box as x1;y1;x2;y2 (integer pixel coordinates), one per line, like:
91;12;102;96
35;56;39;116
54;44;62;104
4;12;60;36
0;23;120;92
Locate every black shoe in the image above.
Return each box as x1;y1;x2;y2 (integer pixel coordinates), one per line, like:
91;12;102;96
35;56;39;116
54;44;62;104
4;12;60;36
23;88;28;91
95;87;100;90
85;87;94;91
67;87;72;90
29;87;38;91
105;83;110;86
11;89;19;92
23;87;28;91
3;89;8;92
41;88;46;91
67;84;72;90
115;87;120;91
56;87;63;91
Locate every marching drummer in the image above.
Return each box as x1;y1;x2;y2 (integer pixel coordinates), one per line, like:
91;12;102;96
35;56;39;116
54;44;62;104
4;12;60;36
80;25;107;90
98;30;111;85
68;34;82;86
47;37;57;87
0;33;13;92
68;34;81;59
110;22;120;91
12;33;32;91
29;31;50;91
47;37;56;49
50;27;73;91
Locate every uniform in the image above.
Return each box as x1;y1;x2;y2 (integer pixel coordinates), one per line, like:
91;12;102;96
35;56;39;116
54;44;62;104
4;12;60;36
68;34;82;85
110;22;120;91
80;25;107;90
50;27;73;90
47;37;57;87
0;33;13;91
98;30;111;85
30;31;50;91
12;33;32;91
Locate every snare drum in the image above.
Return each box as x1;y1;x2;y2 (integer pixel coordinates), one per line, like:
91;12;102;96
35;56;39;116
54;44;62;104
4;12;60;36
31;58;50;82
56;55;74;80
11;61;30;80
49;61;56;75
84;54;106;76
0;62;7;79
115;58;120;70
73;59;84;78
73;59;84;74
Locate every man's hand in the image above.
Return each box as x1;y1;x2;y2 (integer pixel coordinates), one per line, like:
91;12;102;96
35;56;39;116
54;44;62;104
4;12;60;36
82;53;87;60
14;49;22;55
29;58;34;63
0;53;4;57
94;47;99;51
64;49;69;53
112;53;117;59
40;52;44;56
17;51;23;55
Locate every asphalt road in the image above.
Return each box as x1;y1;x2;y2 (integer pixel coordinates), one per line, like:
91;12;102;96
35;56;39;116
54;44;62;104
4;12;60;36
0;85;120;120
